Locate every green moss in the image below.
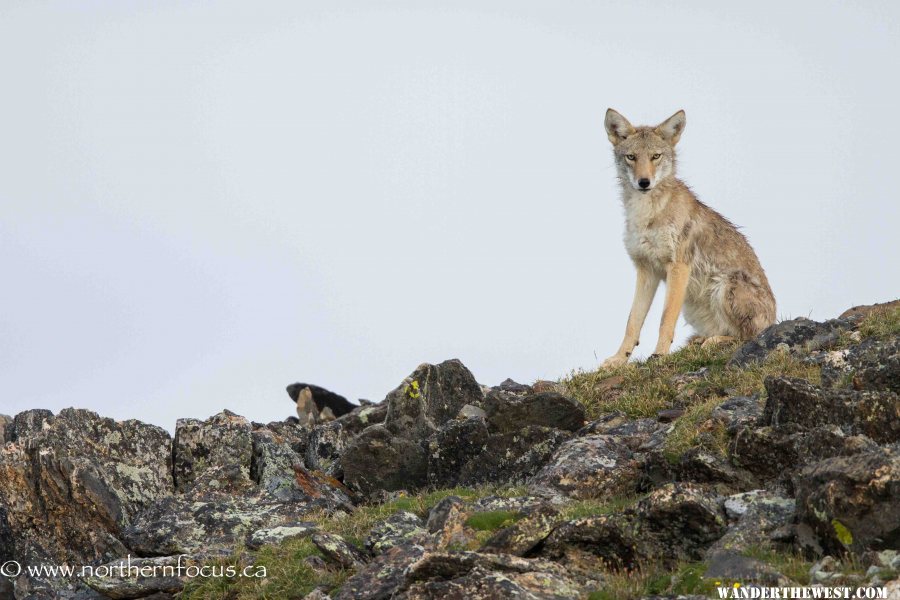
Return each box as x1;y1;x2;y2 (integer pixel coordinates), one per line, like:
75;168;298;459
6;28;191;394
464;510;522;531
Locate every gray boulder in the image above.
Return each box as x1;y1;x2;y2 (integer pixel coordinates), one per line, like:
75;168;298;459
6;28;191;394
342;425;428;497
794;446;900;554
528;434;640;500
0;408;172;567
730;317;853;367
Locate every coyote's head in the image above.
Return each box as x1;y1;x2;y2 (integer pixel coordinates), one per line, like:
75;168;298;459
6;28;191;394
604;109;685;193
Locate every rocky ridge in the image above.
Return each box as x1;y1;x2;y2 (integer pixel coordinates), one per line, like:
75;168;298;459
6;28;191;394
0;301;897;599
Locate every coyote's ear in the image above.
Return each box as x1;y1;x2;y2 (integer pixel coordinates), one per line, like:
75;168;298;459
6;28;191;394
655;110;686;146
605;108;635;146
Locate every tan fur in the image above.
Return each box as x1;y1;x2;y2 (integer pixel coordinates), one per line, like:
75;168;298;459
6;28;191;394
601;109;776;368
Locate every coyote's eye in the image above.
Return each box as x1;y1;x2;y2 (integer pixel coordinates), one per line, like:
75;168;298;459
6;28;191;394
625;154;636;161
652;153;661;160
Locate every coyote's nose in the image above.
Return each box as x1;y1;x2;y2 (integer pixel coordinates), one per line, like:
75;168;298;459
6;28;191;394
638;178;651;189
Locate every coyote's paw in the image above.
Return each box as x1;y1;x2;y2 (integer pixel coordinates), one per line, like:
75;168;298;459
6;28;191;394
700;335;736;348
601;354;628;369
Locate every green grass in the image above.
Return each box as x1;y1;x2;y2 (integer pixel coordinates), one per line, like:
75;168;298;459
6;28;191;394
464;510;522;531
564;340;821;464
180;484;526;599
857;305;900;339
587;561;715;599
558;493;645;521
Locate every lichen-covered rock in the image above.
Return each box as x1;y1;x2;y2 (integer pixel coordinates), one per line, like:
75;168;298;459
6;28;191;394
794;446;900;554
479;504;560;557
0;408;172;567
676;448;757;491
426;418;491;488
461;426;572;488
763;377;900;444
383;359;484;438
333;543;427;600
730;424;880;484
342;425;428;497
0;414;11;444
81;554;195;599
250;425;309;501
528;434;640;500
247;522;318;550
821;337;899;393
124;484;346;556
173;410;253;494
365;511;428;556
710;396;764;432
706;491;795;558
730;317;853;367
305;403;387;476
636;483;727;560
541;513;653;571
312;532;369;568
482;391;585;433
399;551;592;600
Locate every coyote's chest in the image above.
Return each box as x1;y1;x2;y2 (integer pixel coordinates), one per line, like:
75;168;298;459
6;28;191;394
622;195;679;269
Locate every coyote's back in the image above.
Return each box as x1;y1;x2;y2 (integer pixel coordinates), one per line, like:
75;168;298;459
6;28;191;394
600;109;775;368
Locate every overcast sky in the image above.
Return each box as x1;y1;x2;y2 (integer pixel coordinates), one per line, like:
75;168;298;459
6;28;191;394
2;1;898;431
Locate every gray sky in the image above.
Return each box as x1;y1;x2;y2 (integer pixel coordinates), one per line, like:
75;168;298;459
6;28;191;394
2;1;898;431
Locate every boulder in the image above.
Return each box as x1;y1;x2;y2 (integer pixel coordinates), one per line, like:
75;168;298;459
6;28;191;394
636;483;727;560
479;504;560;557
794;446;900;554
0;408;172;567
710;396;764;433
173;410;254;494
312;532;369;568
383;359;484;438
822;337;899;393
528;434;640;500
730;317;853;367
305;403;387;477
482;390;585;433
706;490;795;558
541;514;653;571
81;555;194;599
763;377;899;444
365;511;428;556
342;425;428;497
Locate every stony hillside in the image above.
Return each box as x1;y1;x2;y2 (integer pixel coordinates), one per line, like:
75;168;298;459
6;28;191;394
0;301;897;600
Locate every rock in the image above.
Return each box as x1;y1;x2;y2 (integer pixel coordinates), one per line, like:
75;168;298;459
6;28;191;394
707;491;795;558
730;317;853;367
342;425;428;497
827;338;899;393
305;403;387;476
528;434;640;500
250;425;309;501
541;513;653;571
704;552;789;586
586;416;667;452
427;419;570;490
124;482;346;556
676;448;757;491
794;446;900;554
456;404;486;420
710;396;764;432
247;522;318;550
287;383;357;418
763;377;899;444
494;378;532;394
81;555;193;599
173;410;254;494
400;551;591;599
312;533;369;568
333;543;427;600
657;408;685;423
636;483;727;560
0;408;172;567
839;299;900;321
730;424;880;484
483;391;585;433
0;414;11;444
303;590;332;600
479;504;560;557
365;511;428;556
383;359;484;439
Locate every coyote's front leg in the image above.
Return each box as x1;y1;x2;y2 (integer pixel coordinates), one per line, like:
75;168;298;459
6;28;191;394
602;266;660;368
652;262;690;357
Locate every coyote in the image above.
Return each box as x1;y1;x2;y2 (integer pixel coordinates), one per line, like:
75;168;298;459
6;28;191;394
601;109;776;368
